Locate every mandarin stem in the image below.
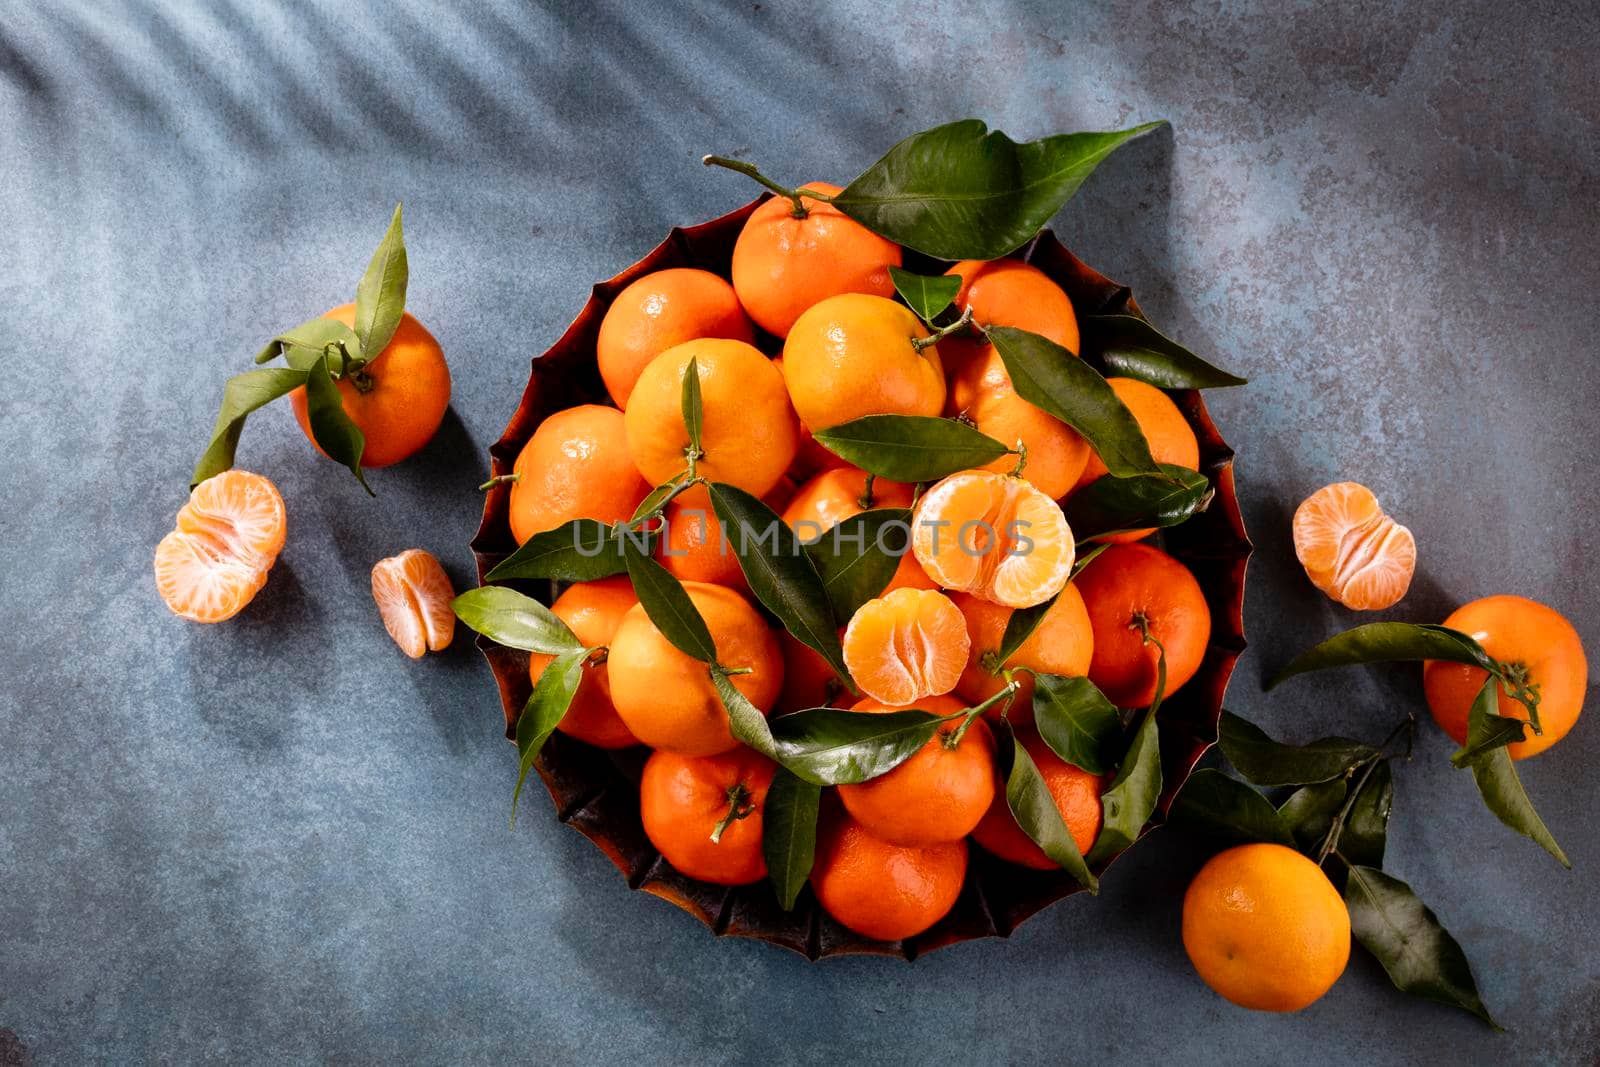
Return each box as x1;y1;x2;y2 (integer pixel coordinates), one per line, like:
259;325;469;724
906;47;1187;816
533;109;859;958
709;782;755;844
702;155;813;217
911;306;974;353
478;472;521;491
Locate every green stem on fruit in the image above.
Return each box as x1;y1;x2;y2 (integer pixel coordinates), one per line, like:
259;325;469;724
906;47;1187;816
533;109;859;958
1009;441;1029;479
857;473;877;510
479;472;521;491
701;155;823;218
709;782;755;844
946;679;1021;745
1491;660;1543;735
911;306;974;353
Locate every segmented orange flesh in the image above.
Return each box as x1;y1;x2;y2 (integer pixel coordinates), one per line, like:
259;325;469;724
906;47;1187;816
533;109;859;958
842;588;970;706
154;470;286;623
911;470;1074;608
1292;482;1416;610
371;549;457;658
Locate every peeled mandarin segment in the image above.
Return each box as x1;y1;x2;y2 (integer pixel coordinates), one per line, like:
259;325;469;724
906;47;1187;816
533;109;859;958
154;528;268;623
1291;481;1383;578
1291;482;1415;610
371;549;456;659
842;588;969;706
155;470;286;624
912;470;1074;609
176;469;288;563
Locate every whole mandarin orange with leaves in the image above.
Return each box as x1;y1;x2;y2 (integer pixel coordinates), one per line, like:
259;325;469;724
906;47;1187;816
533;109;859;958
526;576;641;750
948;258;1081;351
640;746;777;885
597;267;755;409
781;293;946;431
1070;377;1200;542
952;585;1094;717
1182;843;1351;1012
507;404;650;545
970;728;1104;868
1074;542;1211;708
810;807;968;942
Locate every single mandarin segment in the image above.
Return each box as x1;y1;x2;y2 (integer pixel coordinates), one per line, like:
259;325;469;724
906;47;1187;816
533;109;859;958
780;294;946;431
1182;843;1352;1012
370;548;455;659
155;470;286;624
842;588;970;707
775;630;850;713
526;577;640;749
1070;376;1200;544
508;404;649;545
1074;542;1211;708
623;337;798;498
596;268;755;409
639;746;777;886
288;304;451;468
809;808;968;942
1292;481;1416;610
911;469;1074;609
730;182;901;338
838;696;996;846
658;498;746;592
607;582;782;756
951;586;1095;718
971;728;1104;869
1423;594;1587;759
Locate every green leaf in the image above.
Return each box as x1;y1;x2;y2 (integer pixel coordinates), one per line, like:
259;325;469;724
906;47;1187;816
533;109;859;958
1218;710;1379;787
812;415;1010;482
986;326;1159;477
303;354;372;494
1168;769;1295;847
484;519;637;582
1068;540;1111;581
631;474;688;523
1085;705;1162;865
994;593;1057;666
1344;865;1501;1029
996;721;1097;891
1459;678;1570;868
680;356;703;457
253;315;362;366
804;507;910;624
1268;622;1495;689
624;551;718;664
1082;314;1247;389
709;667;779;757
511;649;587;824
888;266;961;324
1032;674;1121;775
1278;779;1347;851
708;483;850;683
191;366;310;485
353;202;408;359
1450;678;1528;767
1063;464;1212;539
769;707;941;785
830;118;1166;260
762;768;820;910
450;586;583;654
1341;760;1392;869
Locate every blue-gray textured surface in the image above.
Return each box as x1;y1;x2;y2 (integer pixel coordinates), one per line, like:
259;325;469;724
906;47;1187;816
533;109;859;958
2;0;1597;1062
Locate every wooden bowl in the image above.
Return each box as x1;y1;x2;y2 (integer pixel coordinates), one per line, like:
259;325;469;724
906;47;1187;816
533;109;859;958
469;196;1252;960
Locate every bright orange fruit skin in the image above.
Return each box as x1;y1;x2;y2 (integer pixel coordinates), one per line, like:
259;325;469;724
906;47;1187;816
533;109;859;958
508;404;650;545
289;304;450;468
639;747;777;885
1073;543;1211;708
970;728;1104;869
775;630;850;713
946;343;1090;500
1423;594;1587;759
951;586;1095;719
1070;377;1199;544
527;577;641;750
781;294;946;432
810;808;967;942
730;182;902;339
597;268;755;409
658;498;747;592
1182;843;1351;1012
947;258;1081;352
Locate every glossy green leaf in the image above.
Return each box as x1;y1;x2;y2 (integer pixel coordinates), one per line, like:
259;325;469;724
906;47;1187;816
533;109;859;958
1341;760;1392;869
987;326;1159;477
1063;464;1212;539
1218;710;1379;787
1268;622;1495;689
485;519;636;582
1278;779;1347;851
1084;705;1162;865
804;507;910;624
680;356;703;456
1068;540;1111;580
353;203;408;360
709;667;779;757
191;366;310;485
1459;678;1570;868
1344;865;1501;1029
631;473;689;523
450;586;583;654
1450;678;1528;767
1033;674;1120;775
888;266;960;324
1083;313;1246;389
831;118;1165;260
625;551;718;664
511;649;587;824
997;721;1097;891
769;707;941;785
762;768;820;910
812;415;1010;483
1168;769;1295;847
708;482;850;683
303;354;372;494
993;592;1057;667
253;315;362;366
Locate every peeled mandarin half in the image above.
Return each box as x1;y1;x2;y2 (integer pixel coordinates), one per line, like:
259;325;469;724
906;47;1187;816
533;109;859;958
911;470;1074;608
1291;482;1416;611
842;588;970;707
371;549;457;658
154;470;287;624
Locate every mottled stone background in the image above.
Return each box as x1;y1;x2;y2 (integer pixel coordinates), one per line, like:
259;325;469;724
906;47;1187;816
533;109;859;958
2;1;1596;1062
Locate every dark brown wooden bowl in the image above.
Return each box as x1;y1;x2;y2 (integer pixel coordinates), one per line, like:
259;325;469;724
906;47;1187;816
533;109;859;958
469;196;1252;960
